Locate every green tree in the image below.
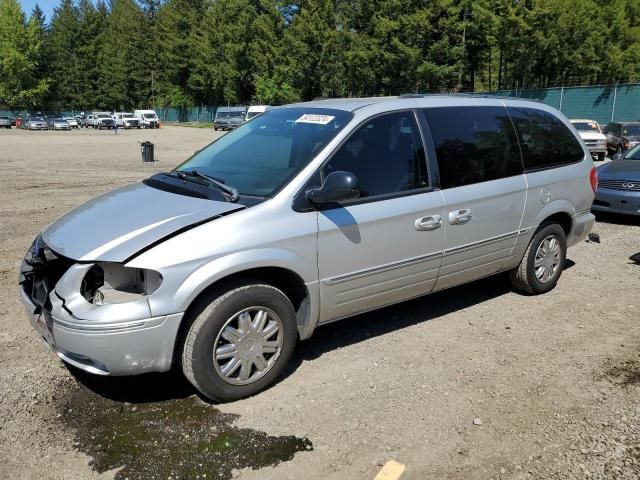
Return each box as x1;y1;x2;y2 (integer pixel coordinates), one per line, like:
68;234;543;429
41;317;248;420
0;0;48;108
47;0;82;109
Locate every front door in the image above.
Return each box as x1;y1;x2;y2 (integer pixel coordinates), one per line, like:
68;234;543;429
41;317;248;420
316;110;446;322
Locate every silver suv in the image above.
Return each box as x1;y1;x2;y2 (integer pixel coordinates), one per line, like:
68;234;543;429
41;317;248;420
19;96;596;401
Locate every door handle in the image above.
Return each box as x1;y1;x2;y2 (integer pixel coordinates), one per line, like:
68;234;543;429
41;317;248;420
449;209;472;225
415;215;442;231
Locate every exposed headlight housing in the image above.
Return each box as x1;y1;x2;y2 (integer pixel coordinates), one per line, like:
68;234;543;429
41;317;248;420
81;262;162;305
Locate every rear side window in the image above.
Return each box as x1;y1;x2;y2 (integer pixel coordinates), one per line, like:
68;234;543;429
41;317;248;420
423;106;522;189
508;107;584;171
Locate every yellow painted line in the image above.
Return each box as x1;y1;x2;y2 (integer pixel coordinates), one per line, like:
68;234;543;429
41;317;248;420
374;460;406;480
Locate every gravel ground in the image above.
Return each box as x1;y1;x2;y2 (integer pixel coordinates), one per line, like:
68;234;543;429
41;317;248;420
0;127;638;480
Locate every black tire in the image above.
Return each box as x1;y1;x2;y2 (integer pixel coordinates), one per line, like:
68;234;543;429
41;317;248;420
181;282;298;402
598;152;606;162
509;222;567;295
617;145;623;155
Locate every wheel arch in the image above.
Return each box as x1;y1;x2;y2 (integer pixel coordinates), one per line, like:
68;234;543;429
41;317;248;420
534;201;575;237
171;260;318;371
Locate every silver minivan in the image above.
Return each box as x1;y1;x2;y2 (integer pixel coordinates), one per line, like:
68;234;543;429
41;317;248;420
19;96;597;401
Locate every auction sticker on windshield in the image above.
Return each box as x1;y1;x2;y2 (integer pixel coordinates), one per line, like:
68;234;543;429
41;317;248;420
295;114;335;125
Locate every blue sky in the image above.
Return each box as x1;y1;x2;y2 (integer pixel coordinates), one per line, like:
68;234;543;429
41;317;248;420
20;1;56;20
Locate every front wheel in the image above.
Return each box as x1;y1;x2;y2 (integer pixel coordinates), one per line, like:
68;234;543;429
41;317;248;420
181;283;298;402
598;152;606;162
509;223;567;295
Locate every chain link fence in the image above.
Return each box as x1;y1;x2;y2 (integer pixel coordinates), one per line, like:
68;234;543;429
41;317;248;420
494;82;640;126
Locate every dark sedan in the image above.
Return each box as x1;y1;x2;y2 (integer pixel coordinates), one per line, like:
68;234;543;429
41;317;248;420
592;147;640;216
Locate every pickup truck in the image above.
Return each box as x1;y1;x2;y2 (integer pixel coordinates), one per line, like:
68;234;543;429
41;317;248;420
603;121;640;155
570;119;607;161
93;112;115;130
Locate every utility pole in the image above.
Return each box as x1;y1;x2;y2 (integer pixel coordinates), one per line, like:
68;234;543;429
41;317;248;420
151;71;155;109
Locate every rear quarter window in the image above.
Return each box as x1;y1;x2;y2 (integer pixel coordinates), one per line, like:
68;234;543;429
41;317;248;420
507;107;584;171
423;106;523;189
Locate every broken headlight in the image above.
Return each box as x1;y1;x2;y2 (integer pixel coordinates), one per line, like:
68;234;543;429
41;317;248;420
81;263;162;305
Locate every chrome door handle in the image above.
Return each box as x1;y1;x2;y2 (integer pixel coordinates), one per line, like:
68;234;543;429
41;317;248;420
449;209;472;225
415;215;442;231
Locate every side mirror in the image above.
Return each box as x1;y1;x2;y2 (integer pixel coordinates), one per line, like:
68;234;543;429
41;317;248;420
612;152;623;160
306;171;360;205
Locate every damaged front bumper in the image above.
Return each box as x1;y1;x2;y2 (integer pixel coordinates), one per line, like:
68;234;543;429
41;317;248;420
18;238;183;376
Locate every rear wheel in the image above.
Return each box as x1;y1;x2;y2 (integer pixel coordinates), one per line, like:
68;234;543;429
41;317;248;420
181;282;298;402
598;152;606;162
617;145;623;155
509;223;567;295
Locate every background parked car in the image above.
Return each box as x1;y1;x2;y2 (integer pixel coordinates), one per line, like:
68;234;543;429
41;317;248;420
93;112;115;130
592;144;640;216
113;112;141;129
213;106;246;131
0;116;11;129
245;105;270;121
133;109;159;128
85;114;96;128
603;121;640;155
48;118;71;131
570;119;607;162
26;117;48;130
63;117;79;128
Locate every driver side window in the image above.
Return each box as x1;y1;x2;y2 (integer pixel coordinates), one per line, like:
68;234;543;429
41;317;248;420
323;111;428;199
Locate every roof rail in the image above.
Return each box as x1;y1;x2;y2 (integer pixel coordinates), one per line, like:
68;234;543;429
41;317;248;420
398;92;543;103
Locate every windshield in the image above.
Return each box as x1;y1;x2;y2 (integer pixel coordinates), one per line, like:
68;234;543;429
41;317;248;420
216;112;232;119
572;121;600;132
246;112;260;120
143;113;156;118
122;113;134;118
622;125;640;136
175;108;353;197
97;114;110;118
31;117;44;121
623;144;640;160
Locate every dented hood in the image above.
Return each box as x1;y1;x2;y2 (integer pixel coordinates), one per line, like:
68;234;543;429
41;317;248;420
42;182;243;262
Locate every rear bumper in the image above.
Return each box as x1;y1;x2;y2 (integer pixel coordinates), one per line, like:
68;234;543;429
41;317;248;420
592;188;640;216
19;284;183;376
568;210;595;247
587;147;607;155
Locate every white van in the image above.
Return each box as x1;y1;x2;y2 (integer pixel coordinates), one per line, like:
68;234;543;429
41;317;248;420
133;109;159;129
245;105;270;121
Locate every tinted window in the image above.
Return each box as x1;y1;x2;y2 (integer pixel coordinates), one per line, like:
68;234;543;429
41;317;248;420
423;106;522;189
324;111;428;198
508;107;584;170
621;124;640;136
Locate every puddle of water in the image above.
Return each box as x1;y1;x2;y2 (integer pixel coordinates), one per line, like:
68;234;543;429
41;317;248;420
60;382;312;480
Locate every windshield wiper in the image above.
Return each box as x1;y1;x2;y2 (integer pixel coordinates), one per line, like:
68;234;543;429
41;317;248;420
173;170;239;202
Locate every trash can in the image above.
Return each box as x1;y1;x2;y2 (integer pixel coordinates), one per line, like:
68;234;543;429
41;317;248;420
141;141;154;162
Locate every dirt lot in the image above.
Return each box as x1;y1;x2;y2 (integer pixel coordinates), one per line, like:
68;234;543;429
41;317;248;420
0;126;639;480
